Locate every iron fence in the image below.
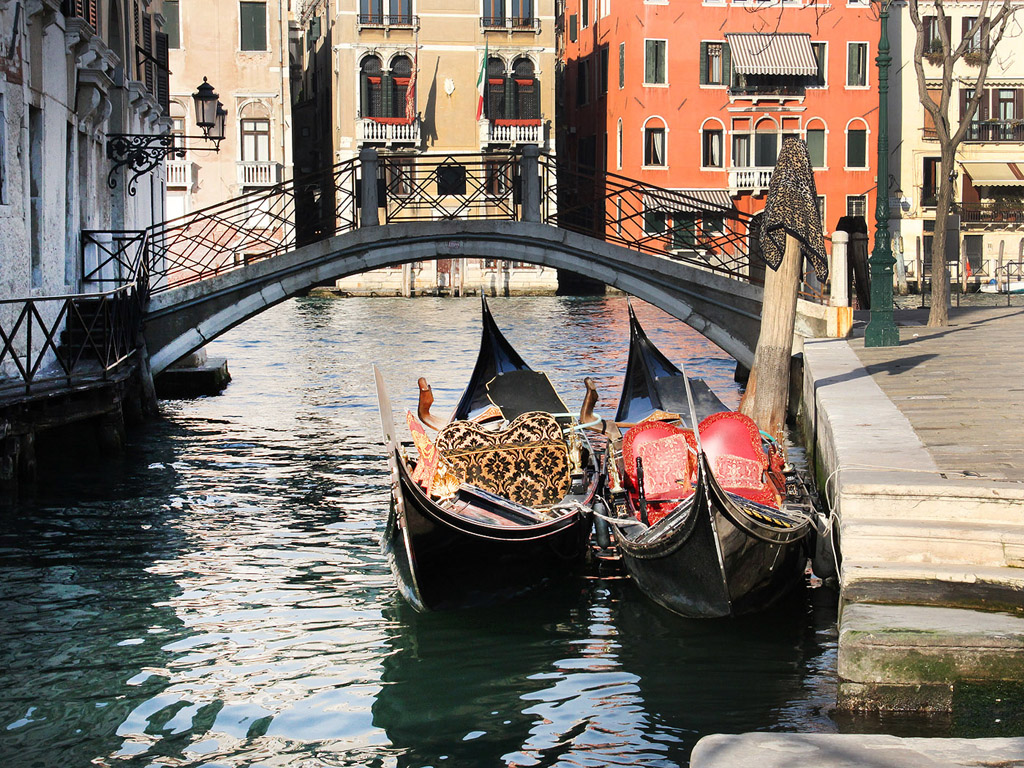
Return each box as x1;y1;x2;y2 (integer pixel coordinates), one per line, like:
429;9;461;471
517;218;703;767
0;231;149;396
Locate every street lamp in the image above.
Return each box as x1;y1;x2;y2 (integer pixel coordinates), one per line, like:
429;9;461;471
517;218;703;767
864;1;900;346
107;77;226;196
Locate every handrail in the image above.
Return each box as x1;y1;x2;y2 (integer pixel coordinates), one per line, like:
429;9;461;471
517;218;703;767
0;231;149;396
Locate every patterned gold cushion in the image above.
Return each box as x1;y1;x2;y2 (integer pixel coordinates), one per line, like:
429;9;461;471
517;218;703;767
435;411;570;508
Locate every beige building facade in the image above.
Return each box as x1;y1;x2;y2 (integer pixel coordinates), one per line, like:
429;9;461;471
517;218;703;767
294;0;562;295
164;0;294;220
889;1;1024;290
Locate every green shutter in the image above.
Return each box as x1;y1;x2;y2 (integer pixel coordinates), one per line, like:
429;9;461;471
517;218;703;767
645;40;655;83
722;43;731;87
699;42;708;85
164;0;180;48
241;2;267;51
618;42;625;88
807;128;824;167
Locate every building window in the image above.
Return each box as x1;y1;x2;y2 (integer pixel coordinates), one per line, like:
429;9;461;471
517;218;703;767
846;125;867;168
360;0;383;23
360;55;384;117
388;157;415;197
616;118;622;169
700;42;729;86
644;39;667;85
810;41;826;86
581;0;589;28
618;42;625;89
702;126;723;168
599;46;609;95
576;58;590;106
923;16;949;54
29;105;42;287
512;57;539;119
483;0;504;26
847;42;867;86
806;126;825;168
164;0;180;48
241;117;271;162
569;13;577;42
922;156;940;206
671;213;697;249
485;160;510;196
703;214;724;235
846;195;867;217
644;206;667;235
511;0;532;25
391;0;413;25
732;132;750;167
643;119;666;166
240;1;267;51
754;123;778;167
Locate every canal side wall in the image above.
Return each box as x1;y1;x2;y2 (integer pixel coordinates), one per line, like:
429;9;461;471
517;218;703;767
799;338;1024;713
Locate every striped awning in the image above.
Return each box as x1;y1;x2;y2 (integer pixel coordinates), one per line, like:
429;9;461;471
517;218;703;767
644;188;734;214
961;160;1024;186
726;33;818;77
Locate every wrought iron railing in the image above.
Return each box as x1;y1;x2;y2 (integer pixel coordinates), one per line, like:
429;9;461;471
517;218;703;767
541;158;757;281
146;160;360;293
0;231;149;396
958;202;1024;225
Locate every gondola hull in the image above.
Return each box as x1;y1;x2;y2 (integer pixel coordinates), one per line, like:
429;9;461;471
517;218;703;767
608;458;806;618
383;452;593;611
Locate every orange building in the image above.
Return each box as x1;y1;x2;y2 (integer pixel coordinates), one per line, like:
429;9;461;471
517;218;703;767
561;0;883;267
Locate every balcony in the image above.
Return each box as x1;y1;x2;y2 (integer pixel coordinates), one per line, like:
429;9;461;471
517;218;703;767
357;13;419;30
357;117;421;146
237;162;282;187
958;202;1024;227
728;167;774;194
480;119;544;148
166;160;191;188
480;16;541;33
966;120;1024;142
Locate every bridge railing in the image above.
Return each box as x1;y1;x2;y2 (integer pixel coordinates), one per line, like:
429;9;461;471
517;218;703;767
0;231;149;396
540;157;758;282
147;159;360;294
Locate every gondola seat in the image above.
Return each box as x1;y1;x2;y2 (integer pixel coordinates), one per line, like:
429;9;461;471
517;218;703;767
621;420;697;523
434;411;571;508
698;411;779;508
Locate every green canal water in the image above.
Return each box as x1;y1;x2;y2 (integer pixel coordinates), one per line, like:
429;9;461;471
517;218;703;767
0;296;953;767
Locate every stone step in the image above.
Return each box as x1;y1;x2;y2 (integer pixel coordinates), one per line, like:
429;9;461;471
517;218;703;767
842;561;1024;615
837;603;1024;711
839;475;1024;525
841;518;1024;568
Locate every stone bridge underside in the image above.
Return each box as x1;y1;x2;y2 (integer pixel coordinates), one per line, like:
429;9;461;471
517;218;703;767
144;220;824;376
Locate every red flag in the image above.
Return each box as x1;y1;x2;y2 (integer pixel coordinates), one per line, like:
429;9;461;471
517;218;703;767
405;49;417;122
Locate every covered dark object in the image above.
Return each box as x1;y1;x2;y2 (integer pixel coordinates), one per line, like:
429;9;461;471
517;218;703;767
759;137;828;282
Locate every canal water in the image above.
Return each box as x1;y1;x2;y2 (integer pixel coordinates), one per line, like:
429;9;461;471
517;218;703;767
0;296;926;767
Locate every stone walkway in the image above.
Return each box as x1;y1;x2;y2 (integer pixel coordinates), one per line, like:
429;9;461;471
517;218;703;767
851;306;1024;484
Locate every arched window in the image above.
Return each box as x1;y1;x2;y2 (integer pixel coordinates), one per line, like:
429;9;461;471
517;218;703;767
700;118;724;168
390;55;412;118
512;57;538;120
360;55;383;117
846;118;868;169
643;117;666;167
239;101;271;162
486;57;506;120
754;119;778;167
805;119;827;168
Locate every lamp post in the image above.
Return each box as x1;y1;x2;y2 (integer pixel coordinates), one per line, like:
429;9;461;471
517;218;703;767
864;1;900;346
107;78;226;195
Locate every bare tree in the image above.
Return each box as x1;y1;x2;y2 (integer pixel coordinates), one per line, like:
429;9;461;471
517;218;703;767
901;0;1020;326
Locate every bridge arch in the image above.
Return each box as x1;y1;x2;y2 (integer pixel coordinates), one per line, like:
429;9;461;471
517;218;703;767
144;220;766;375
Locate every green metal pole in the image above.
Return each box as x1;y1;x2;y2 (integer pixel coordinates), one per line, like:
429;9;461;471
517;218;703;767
865;1;900;347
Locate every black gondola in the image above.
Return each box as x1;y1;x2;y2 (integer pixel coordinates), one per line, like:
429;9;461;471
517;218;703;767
373;299;603;611
603;304;813;618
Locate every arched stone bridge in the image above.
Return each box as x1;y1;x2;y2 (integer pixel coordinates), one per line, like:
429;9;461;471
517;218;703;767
144;218;827;376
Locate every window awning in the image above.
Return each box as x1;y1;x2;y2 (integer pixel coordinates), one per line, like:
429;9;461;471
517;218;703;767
644;188;734;214
725;33;818;77
961;160;1024;186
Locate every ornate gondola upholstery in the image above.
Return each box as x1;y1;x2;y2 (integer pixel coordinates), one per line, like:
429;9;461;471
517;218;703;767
434;411;570;508
698;411;780;508
621;420;698;523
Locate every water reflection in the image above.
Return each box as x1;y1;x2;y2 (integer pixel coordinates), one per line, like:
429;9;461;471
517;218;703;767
1;295;846;768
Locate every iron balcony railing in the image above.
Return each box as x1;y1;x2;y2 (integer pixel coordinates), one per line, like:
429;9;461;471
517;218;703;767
480;16;541;31
924;120;1024;142
0;231;149;397
357;13;419;28
958;202;1024;225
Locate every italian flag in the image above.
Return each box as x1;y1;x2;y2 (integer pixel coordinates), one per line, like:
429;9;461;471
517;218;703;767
476;41;488;120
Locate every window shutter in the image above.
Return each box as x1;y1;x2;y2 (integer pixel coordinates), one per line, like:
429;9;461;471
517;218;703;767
618;42;624;88
722;44;731;87
155;32;170;114
847;43;856;85
644;40;654;83
699;42;708;85
143;14;154;93
569;13;577;42
1016;89;1023;120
